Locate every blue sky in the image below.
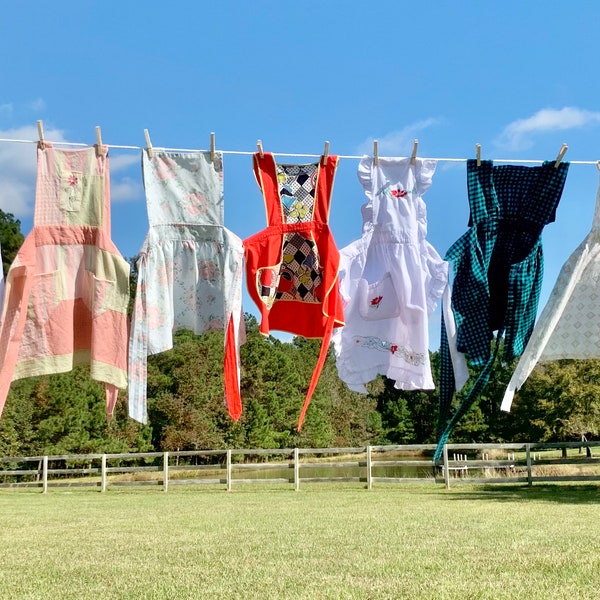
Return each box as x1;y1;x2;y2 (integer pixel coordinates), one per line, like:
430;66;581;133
1;1;600;348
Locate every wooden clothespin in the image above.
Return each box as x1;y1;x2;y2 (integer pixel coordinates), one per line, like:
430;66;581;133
210;132;216;162
257;139;264;158
410;139;418;165
144;129;154;159
37;120;45;150
554;143;568;168
476;143;482;167
323;140;330;166
95;126;104;157
373;140;378;165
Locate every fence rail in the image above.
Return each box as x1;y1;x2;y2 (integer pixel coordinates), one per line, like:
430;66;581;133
1;441;600;492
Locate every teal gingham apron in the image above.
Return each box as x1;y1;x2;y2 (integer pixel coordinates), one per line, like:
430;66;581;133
434;159;569;460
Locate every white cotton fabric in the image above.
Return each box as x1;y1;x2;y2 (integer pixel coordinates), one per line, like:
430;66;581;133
441;281;470;392
501;176;600;411
332;157;448;392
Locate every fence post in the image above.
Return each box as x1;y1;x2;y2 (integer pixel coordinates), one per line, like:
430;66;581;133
294;448;300;492
366;446;372;490
443;445;450;489
526;443;532;487
226;449;232;492
101;454;107;493
42;456;48;494
163;451;169;493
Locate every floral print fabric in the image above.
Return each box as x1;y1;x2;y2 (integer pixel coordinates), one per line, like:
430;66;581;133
128;151;244;424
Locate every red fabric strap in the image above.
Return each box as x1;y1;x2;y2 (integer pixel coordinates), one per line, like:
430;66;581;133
223;314;242;420
297;315;335;430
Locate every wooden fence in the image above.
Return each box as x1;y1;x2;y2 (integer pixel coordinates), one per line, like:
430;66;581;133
1;441;600;492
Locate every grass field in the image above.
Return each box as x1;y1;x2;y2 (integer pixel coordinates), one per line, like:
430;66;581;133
0;484;599;599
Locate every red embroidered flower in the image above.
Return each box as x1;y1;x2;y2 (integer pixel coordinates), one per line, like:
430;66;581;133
390;345;398;355
67;174;78;186
390;188;407;198
370;296;383;308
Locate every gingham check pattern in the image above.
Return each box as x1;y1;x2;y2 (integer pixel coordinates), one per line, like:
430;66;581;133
435;159;569;459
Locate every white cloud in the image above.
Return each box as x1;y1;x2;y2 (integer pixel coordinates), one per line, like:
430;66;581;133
108;153;143;203
111;176;143;203
496;107;600;151
0;178;32;216
355;118;441;157
109;152;140;172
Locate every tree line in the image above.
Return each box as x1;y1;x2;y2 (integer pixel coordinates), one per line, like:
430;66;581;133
0;211;599;457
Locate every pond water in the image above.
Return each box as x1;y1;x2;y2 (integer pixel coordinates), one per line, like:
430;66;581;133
231;463;434;480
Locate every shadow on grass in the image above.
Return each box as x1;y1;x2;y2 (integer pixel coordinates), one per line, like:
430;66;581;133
444;484;600;504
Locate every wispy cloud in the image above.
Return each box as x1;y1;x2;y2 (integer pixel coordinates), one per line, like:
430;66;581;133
355;118;441;156
496;107;600;151
109;153;143;202
110;153;140;172
111;176;143;203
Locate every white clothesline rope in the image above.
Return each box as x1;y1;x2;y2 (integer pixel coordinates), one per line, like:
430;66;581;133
1;136;599;166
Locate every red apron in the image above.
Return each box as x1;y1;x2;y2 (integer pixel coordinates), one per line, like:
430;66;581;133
244;152;344;428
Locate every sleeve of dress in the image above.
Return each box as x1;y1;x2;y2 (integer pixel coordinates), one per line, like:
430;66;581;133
128;255;149;424
501;238;592;411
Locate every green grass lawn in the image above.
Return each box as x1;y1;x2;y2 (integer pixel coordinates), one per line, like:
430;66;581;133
0;484;599;599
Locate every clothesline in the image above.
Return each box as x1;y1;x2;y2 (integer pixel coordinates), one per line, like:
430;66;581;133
1;136;600;166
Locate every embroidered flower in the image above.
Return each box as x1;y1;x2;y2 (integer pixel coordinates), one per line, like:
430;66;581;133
390;345;398;355
67;174;79;187
289;200;309;220
370;295;383;308
390;188;407;199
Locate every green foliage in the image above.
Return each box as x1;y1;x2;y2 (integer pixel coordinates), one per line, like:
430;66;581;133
3;305;600;456
511;359;600;442
0;209;25;276
2;367;151;457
